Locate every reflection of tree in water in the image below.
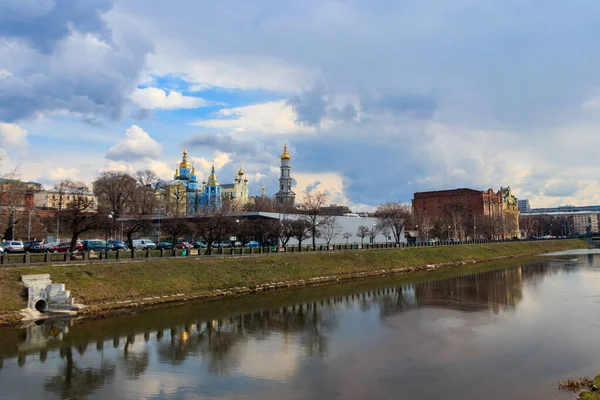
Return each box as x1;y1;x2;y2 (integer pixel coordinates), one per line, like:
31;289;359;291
153;301;338;374
43;346;115;399
122;335;149;380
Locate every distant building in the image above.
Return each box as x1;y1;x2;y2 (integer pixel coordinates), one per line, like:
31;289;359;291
412;186;520;239
525;204;600;214
0;179;43;212
523;211;600;235
517;199;531;213
320;204;351;216
275;144;296;206
34;187;96;211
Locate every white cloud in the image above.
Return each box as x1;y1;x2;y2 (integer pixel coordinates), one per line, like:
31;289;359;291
193;101;313;134
131;87;209;110
191;151;231;178
0;123;28;147
106;125;162;161
47;167;79;181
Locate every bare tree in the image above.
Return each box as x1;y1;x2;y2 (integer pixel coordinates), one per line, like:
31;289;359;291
245;195;275;212
194;200;235;254
319;216;342;247
520;215;539;238
356;226;369;246
93;171;137;218
169;183;187;217
297;191;328;249
290;219;312;251
442;203;464;240
122;170;159;252
376;202;411;244
161;217;192;246
342;231;353;244
280;219;295;247
56;181;99;252
414;209;433;241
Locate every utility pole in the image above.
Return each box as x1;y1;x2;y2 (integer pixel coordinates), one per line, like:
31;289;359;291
10;207;15;241
27;209;33;242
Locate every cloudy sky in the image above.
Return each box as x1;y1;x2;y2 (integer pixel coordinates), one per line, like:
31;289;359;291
1;0;600;210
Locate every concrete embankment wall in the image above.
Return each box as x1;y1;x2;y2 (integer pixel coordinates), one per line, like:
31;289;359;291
0;239;589;318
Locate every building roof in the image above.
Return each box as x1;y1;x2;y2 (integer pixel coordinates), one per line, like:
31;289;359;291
413;188;482;197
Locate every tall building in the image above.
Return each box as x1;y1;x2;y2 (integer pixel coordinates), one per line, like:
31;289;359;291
275;144;296;206
412;186;520;239
517;199;531;213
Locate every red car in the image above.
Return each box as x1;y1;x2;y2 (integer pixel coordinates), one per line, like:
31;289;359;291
49;242;83;253
175;242;193;249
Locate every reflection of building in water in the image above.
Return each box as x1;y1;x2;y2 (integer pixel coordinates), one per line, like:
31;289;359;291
0;262;561;375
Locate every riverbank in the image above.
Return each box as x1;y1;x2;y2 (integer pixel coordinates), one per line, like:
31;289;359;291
0;239;589;324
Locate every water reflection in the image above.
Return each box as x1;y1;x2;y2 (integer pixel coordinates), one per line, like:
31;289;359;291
1;254;599;399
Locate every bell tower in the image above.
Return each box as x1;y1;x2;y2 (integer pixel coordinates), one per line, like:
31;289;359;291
275;144;296;206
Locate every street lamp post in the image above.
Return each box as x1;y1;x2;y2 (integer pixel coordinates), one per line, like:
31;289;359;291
105;212;114;254
27;209;34;242
371;224;377;244
448;225;451;242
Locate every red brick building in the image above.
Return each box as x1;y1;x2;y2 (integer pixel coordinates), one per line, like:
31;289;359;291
412;187;519;240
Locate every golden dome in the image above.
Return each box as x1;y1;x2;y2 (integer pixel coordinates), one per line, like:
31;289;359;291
244;176;248;183
179;149;191;169
234;177;239;182
281;144;290;160
238;164;244;176
207;163;219;186
202;179;207;185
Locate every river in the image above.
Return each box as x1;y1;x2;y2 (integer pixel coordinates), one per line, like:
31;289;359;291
1;251;599;399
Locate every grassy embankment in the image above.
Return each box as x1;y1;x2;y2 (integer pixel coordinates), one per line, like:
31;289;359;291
0;239;589;314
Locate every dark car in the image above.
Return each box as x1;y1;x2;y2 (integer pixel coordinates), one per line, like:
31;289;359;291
50;242;84;253
176;242;193;249
108;240;128;250
192;241;207;248
156;242;173;250
24;241;45;253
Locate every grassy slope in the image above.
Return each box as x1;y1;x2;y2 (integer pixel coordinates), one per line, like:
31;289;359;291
0;240;589;313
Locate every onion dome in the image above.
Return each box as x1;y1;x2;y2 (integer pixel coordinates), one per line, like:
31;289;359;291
179;149;191;169
280;144;290;160
207;162;219;186
238;164;244;176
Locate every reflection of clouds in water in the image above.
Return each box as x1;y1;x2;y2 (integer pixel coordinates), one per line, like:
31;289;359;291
231;333;303;380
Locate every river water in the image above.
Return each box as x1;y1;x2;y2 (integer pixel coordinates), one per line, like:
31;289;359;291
1;251;600;399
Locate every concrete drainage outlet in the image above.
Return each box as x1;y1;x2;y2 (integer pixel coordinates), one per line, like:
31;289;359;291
34;299;48;313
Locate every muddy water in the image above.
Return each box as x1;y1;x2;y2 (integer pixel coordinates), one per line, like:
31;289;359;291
1;253;599;399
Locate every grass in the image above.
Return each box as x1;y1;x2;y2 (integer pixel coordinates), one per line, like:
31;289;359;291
0;239;589;314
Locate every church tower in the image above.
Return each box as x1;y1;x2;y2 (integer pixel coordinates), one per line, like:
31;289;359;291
275;144;295;206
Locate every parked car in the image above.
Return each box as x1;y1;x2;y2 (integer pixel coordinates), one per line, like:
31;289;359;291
49;242;83;253
0;243;7;254
83;240;114;252
244;241;260;248
156;242;173;250
131;239;157;250
176;242;193;249
108;240;128;250
4;241;25;253
192;241;207;248
214;241;232;248
24;241;45;253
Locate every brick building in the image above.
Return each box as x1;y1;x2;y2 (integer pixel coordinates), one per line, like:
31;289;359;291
412;187;520;240
319;204;351;216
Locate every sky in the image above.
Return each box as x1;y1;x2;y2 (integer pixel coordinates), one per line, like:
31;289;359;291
1;0;600;210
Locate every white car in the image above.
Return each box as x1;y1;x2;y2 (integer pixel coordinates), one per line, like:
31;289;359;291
131;239;156;250
5;241;25;253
